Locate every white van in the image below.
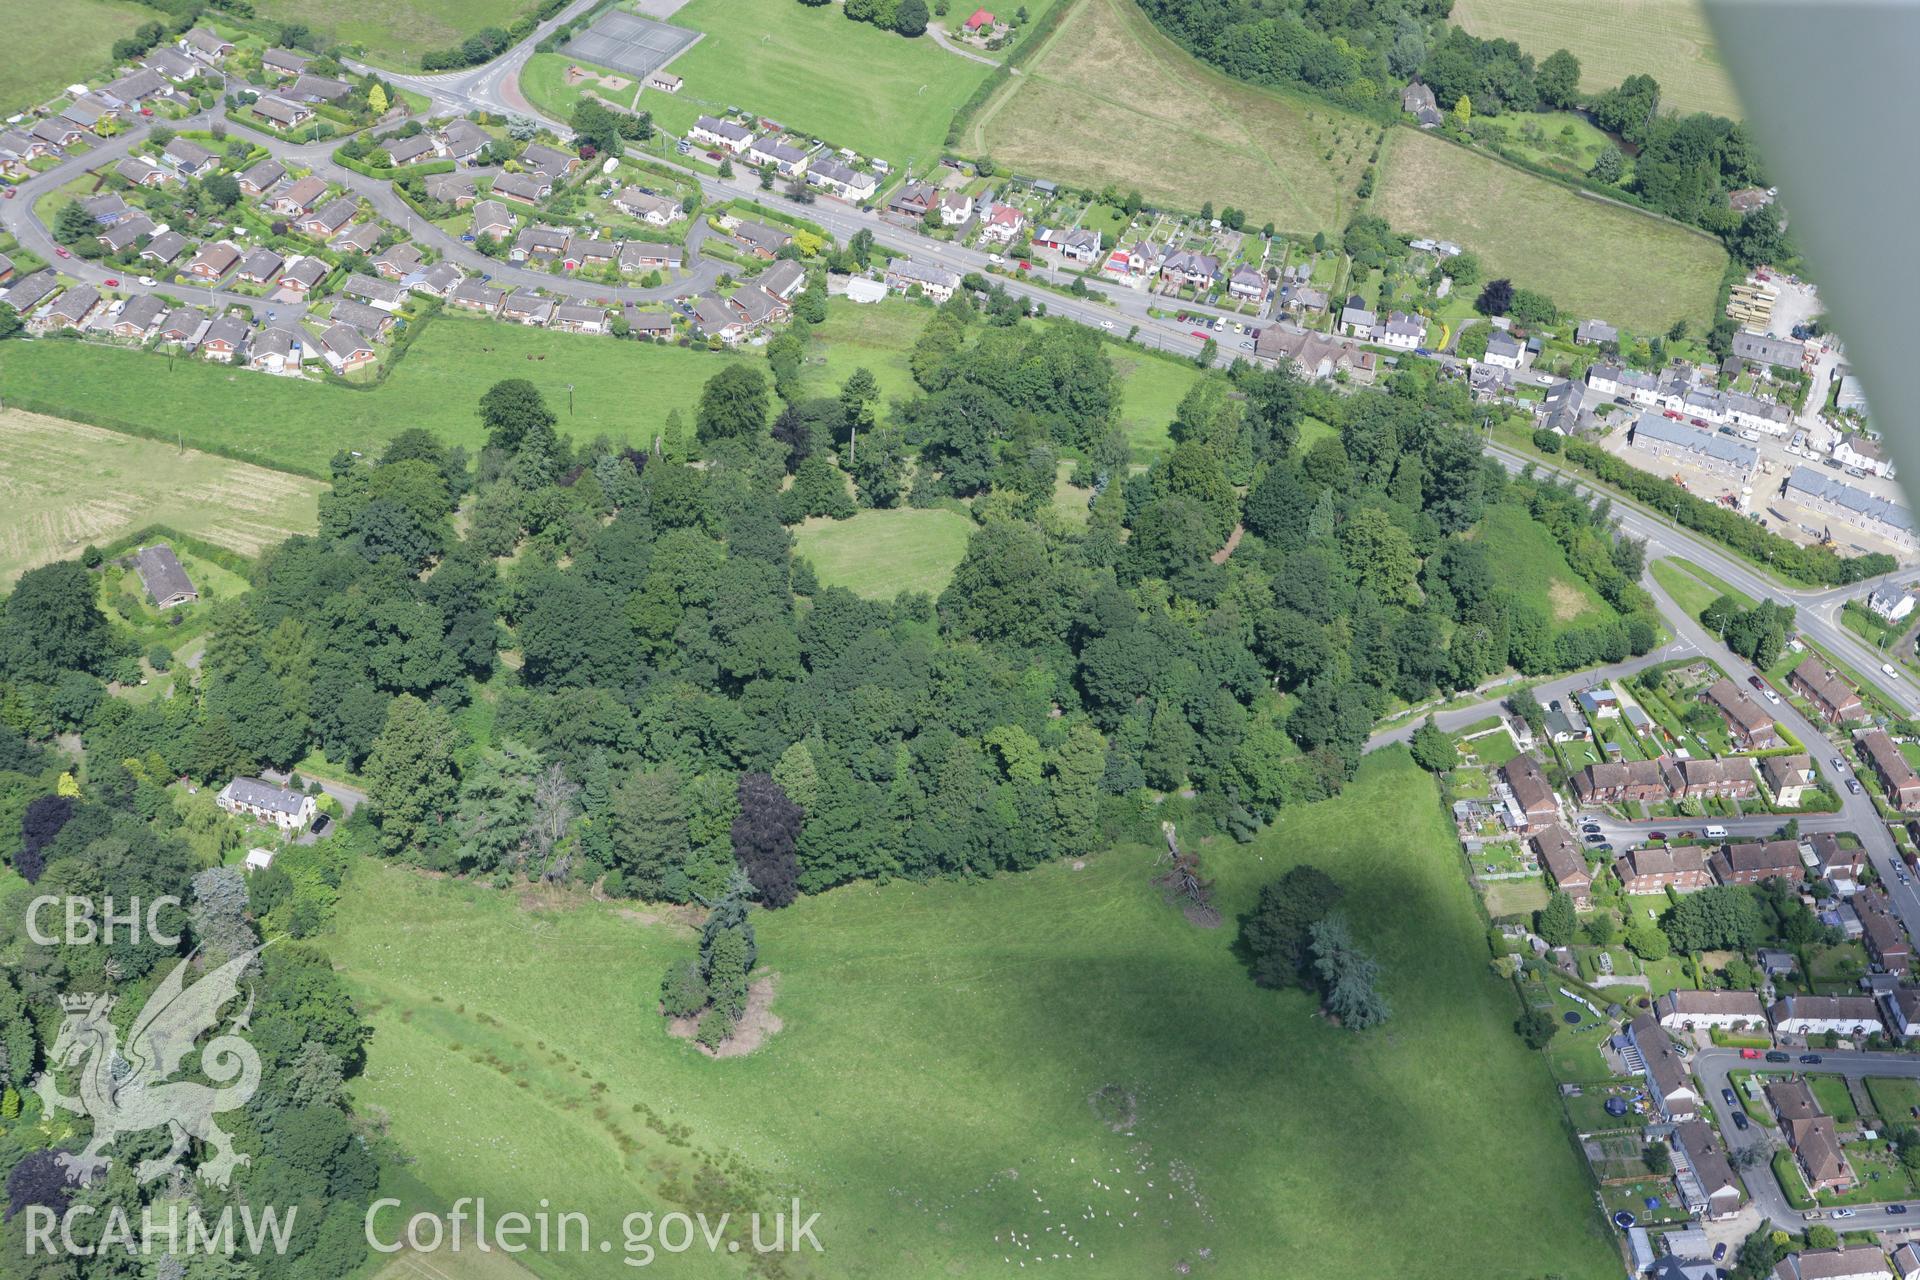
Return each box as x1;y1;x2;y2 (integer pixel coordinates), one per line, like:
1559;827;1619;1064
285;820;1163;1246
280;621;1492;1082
1705;825;1728;840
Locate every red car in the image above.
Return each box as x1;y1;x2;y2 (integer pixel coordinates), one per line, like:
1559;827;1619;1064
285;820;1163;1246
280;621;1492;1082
54;246;70;259
1740;1048;1761;1059
2;188;13;199
103;278;118;287
1016;261;1030;271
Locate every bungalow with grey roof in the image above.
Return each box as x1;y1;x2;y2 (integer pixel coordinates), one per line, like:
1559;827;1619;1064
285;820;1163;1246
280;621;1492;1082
180;28;234;61
566;237;617;272
298;197;357;237
732;219;793;259
38;285;102;333
611;188;682;225
518;143;577;180
758;258;806;301
319;323;377;372
186;241;241;281
382;134;436;166
372;242;423;280
152;306;205;343
618;241;676;274
135;545;196;607
235;247;284;283
1575;319;1618;345
329;298;394;337
260;48;309;78
84;192;131;224
884;259;960;302
805;158;876;202
103;69;170;106
510;225;569;263
691;294;745;343
274;256;327;294
1338;297;1375;336
621;307;675;339
197;313;249;362
143;47;200;81
249;325;300;373
29;118;84;148
501;291;554;326
331;222;382;254
550;303;609;335
59;94;113;133
490;171;550;206
288;74;351;103
253;95;313;130
1732;330;1805;369
98;214;155;254
449;279;504;315
271;176;329;215
471;199;515;241
411;261;463;298
425;170;481;206
437;120;490;163
727;284;787;331
238;157;286;195
109;293;168;339
4;270;59;314
162;137;218;178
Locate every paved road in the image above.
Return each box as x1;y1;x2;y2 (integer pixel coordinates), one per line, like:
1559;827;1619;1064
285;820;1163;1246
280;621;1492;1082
1694;1047;1920;1231
1368;646;1688;749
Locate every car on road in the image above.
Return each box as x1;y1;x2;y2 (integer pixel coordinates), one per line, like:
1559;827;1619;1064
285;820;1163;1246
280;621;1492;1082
1891;1204;1911;1215
1764;688;1780;703
1885;663;1902;680
1833;757;1848;771
1766;1051;1791;1063
103;278;117;287
1849;779;1864;795
1748;675;1765;691
1732;1111;1750;1130
987;253;1003;265
2;188;12;199
54;247;69;258
1101;320;1114;329
1800;1054;1823;1064
1833;1208;1857;1219
1647;831;1667;841
138;276;155;286
1740;1048;1761;1059
1017;261;1030;271
1722;1088;1738;1105
1191;330;1208;339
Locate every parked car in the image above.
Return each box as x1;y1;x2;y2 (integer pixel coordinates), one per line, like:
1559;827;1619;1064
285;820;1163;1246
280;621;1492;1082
1764;689;1780;704
1722;1088;1739;1105
1849;779;1864;795
1647;831;1667;841
1740;1048;1761;1059
54;246;70;258
1748;675;1765;690
1584;833;1607;844
1766;1051;1791;1063
1890;1204;1911;1215
1581;823;1602;834
1833;1208;1857;1219
1714;1243;1728;1262
1833;757;1848;771
1800;1054;1823;1064
1732;1111;1750;1131
103;278;117;287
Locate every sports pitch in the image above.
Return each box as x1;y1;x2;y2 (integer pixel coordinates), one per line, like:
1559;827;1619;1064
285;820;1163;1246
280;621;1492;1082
561;11;701;81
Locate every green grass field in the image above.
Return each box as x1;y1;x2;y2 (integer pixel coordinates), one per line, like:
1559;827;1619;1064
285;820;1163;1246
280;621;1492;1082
974;0;1372;235
1452;0;1743;119
626;0;993;170
1473;501;1616;633
0;408;323;583
793;506;974;598
0;304;1196;477
1469;111;1626;182
248;0;529;69
1649;556;1756;620
1373;129;1727;332
0;0;154;112
319;750;1613;1279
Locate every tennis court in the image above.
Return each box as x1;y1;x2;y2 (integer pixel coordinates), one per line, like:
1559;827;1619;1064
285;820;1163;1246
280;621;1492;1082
561;11;702;80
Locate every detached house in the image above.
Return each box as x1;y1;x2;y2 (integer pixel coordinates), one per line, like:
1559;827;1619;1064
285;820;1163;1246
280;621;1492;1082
732;219;793;259
1532;825;1591;909
275;256;328;295
975;201;1024;245
550;303;609;335
471;199;515;242
197;314;248;362
501;290;554;326
181;28;234;62
109;293;168;340
612;188;682;226
254;95;313;130
271;176;329;216
134;545;197;608
162;137;218;178
186;240;240;281
382;134;437;167
490;171;550;206
1158;249;1218;288
438;120;490;163
1227;266;1268;304
216;777;315;832
298;197;358;238
888;181;936;218
261;47;310;78
235;247;284;284
238;157;286;195
805;158;876;203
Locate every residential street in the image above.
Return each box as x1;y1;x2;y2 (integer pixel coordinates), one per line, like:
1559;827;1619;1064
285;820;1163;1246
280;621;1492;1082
1693;1047;1920;1234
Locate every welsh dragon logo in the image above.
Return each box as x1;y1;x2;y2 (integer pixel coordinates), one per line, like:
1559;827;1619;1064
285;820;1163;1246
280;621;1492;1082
34;948;265;1188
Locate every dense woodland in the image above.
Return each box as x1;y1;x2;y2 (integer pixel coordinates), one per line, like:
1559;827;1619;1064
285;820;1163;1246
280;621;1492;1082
0;285;1677;1265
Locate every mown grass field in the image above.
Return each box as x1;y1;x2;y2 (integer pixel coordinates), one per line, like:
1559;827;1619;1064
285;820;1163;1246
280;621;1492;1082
248;0;529;70
974;0;1372;235
633;0;992;169
1474;501;1616;633
1373;128;1727;331
321;750;1613;1280
793;507;974;598
0;409;322;583
1452;0;1743;119
0;0;154;111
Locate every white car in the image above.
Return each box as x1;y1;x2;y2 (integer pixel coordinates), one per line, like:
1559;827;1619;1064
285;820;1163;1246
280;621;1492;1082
138;276;156;287
1101;320;1114;330
1763;688;1780;704
1884;663;1902;680
986;253;1003;265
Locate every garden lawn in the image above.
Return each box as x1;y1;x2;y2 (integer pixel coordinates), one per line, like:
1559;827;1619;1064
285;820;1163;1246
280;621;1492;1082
1867;1077;1920;1126
793;507;974;599
636;0;992;170
247;0;529;70
1373;128;1727;333
1810;1075;1859;1125
0;0;153;112
1107;348;1201;459
794;297;935;407
0;408;323;584
973;0;1373;236
1451;0;1743;119
319;751;1614;1279
1472;501;1616;634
